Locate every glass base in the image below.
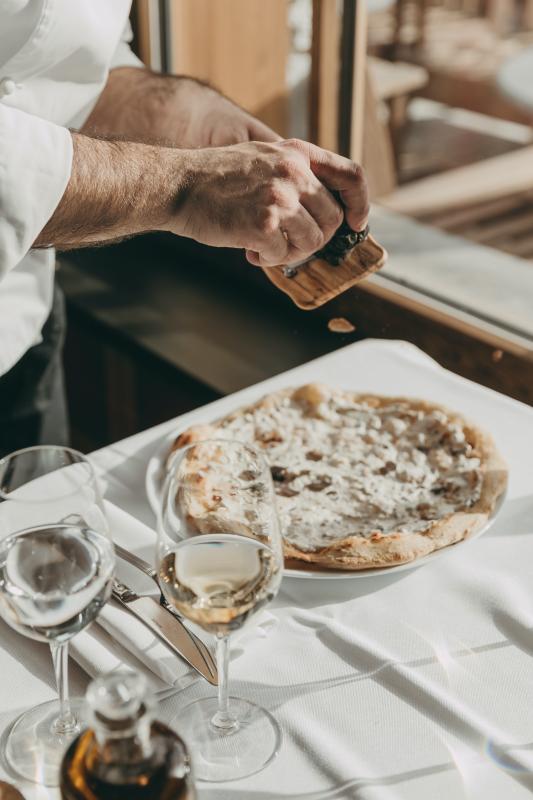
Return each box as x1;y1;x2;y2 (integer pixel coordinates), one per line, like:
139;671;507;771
4;698;84;787
176;696;281;782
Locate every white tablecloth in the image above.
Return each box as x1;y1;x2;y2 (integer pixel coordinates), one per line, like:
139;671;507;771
2;339;533;799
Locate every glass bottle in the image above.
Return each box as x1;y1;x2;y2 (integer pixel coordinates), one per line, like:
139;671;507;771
60;672;195;800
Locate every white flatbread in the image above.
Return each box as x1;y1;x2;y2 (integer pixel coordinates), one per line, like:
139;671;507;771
168;384;508;570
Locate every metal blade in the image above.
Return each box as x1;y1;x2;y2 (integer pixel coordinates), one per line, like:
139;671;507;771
113;589;218;685
281;221;369;277
282;258;309;278
113;552;217;683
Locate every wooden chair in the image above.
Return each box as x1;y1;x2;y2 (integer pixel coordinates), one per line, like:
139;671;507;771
377;0;533;125
369;55;428;148
311;1;533;258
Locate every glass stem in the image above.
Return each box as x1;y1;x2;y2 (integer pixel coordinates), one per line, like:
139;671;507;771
211;633;237;731
50;641;78;736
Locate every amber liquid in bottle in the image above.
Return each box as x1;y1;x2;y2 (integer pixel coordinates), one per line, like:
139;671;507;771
61;721;194;800
60;672;195;800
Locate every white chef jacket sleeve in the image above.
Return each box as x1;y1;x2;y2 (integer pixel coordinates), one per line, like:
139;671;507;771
0;105;72;282
109;20;144;70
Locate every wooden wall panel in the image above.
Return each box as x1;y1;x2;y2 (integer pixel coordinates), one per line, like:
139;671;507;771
167;0;289;135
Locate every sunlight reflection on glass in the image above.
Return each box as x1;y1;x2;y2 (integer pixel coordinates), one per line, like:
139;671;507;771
485;739;533;774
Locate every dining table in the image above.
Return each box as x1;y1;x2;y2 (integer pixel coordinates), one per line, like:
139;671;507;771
1;337;533;799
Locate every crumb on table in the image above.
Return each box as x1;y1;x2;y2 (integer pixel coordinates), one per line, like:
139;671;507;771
328;317;356;334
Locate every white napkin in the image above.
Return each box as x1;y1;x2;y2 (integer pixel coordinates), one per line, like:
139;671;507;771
70;502;277;697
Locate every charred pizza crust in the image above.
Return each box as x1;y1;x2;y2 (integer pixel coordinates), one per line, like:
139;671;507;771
167;384;508;570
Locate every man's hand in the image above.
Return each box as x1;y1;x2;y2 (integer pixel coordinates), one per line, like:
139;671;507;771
35;134;368;263
69;68;369;266
165;78;281;147
82;68;280;148
162;138;369;267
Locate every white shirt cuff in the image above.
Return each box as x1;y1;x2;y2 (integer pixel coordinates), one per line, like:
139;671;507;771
109;20;144;70
110;41;144;70
0;105;73;281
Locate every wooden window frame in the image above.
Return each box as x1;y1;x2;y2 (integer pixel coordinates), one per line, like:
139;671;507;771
130;0;167;70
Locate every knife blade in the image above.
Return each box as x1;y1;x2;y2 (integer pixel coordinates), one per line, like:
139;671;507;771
112;545;217;682
112;580;218;685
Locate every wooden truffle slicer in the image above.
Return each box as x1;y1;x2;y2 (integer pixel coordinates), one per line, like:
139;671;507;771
261;222;387;310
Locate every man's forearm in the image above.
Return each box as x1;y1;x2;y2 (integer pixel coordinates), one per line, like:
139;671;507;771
81;67;216;145
80;67;279;148
33;129;369;267
34;131;186;250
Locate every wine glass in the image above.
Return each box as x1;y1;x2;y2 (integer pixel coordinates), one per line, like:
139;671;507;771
0;446;115;786
157;439;283;782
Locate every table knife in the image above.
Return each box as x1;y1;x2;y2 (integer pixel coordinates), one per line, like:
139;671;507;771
112;579;218;685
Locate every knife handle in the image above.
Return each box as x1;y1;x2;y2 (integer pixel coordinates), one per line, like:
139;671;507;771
112;580;138;603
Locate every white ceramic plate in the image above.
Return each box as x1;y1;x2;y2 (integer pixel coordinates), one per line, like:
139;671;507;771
145;430;506;580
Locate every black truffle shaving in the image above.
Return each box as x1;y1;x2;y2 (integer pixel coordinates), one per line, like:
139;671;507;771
317;222;370;266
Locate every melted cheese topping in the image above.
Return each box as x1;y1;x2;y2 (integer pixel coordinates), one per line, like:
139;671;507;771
215;393;482;552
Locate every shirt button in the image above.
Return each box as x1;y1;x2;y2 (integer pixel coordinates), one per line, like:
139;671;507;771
0;78;18;98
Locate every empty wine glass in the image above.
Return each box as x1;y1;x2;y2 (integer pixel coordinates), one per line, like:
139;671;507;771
157;439;283;782
0;446;115;786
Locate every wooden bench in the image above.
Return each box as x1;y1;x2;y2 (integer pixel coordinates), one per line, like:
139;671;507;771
378;145;533;257
379;144;533;215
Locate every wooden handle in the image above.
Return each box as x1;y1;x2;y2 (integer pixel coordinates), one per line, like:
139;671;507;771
261;234;387;310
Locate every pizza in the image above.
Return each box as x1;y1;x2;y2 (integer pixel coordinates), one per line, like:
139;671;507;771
167;384;508;570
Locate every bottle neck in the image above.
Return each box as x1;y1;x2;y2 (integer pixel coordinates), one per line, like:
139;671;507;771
93;704;155;765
